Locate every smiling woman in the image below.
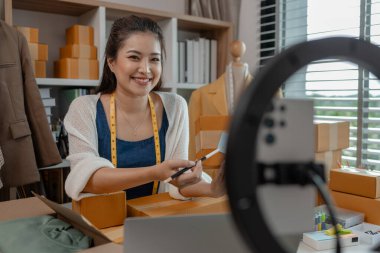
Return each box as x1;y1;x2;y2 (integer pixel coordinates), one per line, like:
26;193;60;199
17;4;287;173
63;15;226;202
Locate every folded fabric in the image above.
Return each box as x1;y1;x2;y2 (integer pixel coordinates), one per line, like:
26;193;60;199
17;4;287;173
0;215;92;253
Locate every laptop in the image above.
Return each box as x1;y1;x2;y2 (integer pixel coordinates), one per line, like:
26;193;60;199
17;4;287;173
124;213;251;253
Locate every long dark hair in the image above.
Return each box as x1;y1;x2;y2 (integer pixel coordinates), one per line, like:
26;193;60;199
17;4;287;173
96;15;166;94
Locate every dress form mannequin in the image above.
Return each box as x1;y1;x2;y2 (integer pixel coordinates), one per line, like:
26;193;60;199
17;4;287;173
225;40;250;112
188;40;253;179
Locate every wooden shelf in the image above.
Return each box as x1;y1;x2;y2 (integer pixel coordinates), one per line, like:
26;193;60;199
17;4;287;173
36;78;99;87
7;0;232;93
12;0;99;16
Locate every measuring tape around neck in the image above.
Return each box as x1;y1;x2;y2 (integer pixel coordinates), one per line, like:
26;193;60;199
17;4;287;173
110;92;161;194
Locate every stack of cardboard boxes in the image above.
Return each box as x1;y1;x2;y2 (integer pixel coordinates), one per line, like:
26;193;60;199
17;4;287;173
314;120;350;180
16;26;48;78
329;168;380;225
55;25;98;80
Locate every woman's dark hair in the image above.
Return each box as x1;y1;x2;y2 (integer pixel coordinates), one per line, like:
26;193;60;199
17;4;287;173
96;15;166;94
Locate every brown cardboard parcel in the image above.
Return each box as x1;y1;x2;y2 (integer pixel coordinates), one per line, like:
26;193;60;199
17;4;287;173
331;190;380;225
330;168;380;198
314;121;350;152
0;194;121;252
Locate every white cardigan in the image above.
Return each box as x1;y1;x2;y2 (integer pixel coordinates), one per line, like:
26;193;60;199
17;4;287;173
64;91;211;200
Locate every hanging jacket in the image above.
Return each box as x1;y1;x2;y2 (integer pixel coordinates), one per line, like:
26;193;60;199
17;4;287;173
0;20;61;187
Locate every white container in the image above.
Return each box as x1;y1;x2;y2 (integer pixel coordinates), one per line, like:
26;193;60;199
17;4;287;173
303;231;360;250
350;223;380;245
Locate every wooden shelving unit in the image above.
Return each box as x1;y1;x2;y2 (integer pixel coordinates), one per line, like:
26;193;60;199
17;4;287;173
5;0;232;89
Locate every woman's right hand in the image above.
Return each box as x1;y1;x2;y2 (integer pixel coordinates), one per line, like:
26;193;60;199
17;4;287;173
155;159;202;188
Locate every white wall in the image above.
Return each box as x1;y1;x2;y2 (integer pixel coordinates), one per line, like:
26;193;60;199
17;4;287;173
106;0;186;15
239;0;260;75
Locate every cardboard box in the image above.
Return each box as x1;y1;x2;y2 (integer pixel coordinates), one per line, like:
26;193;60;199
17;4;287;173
315;150;342;180
60;44;97;59
314;121;350;152
28;43;48;61
54;58;99;79
32;60;46;78
66;25;94;45
15;26;39;43
195;115;229;168
72;191;126;229
330;168;380;198
0;194;122;252
127;192;229;217
331;190;380;225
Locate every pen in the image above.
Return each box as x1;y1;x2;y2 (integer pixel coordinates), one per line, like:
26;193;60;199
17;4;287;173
163;148;220;183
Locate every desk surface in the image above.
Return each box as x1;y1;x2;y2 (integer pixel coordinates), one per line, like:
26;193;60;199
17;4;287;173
99;192;229;244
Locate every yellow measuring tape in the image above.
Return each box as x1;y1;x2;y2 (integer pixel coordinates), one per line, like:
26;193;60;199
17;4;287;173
110;92;161;195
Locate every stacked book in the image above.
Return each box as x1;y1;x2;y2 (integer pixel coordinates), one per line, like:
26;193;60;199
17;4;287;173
38;88;55;130
178;38;217;84
15;26;48;78
54;25;98;79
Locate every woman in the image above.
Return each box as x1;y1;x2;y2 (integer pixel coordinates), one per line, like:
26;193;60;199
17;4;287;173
64;15;225;201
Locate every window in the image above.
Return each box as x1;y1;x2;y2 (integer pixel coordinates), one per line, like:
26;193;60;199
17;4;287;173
260;0;380;170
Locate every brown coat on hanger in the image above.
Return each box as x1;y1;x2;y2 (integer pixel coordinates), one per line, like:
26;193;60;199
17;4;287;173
0;20;61;189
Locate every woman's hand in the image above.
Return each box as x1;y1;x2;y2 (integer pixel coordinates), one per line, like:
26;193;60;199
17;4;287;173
209;161;226;197
155;159;202;188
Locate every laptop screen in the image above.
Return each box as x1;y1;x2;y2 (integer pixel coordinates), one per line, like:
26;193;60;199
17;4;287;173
124;214;251;253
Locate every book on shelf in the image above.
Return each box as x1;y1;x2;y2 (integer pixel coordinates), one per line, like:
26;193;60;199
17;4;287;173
186;39;194;83
42;97;56;107
205;39;211;83
210;39;217;82
39;88;51;99
45;107;52;116
198;37;205;84
193;40;200;84
178;41;186;83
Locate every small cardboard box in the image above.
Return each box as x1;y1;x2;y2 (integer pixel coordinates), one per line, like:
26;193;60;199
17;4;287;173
72;191;126;229
60;44;97;59
315;150;342;180
32;60;46;78
331;190;380;225
54;58;99;79
330;168;380;198
28;43;48;61
66;25;94;45
0;194;122;252
195;115;229;168
15;26;39;43
314;121;350;152
127;192;229;217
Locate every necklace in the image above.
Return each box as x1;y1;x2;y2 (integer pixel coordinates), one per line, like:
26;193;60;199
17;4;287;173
122;105;149;138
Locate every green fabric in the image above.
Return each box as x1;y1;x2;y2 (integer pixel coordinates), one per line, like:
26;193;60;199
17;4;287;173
0;215;92;253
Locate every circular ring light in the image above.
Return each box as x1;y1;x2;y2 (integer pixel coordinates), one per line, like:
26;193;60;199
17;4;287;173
226;37;380;253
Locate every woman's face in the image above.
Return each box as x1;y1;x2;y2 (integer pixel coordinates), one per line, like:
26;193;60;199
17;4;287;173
108;32;162;96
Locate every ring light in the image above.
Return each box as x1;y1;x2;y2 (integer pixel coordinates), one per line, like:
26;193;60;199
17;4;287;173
226;37;380;253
